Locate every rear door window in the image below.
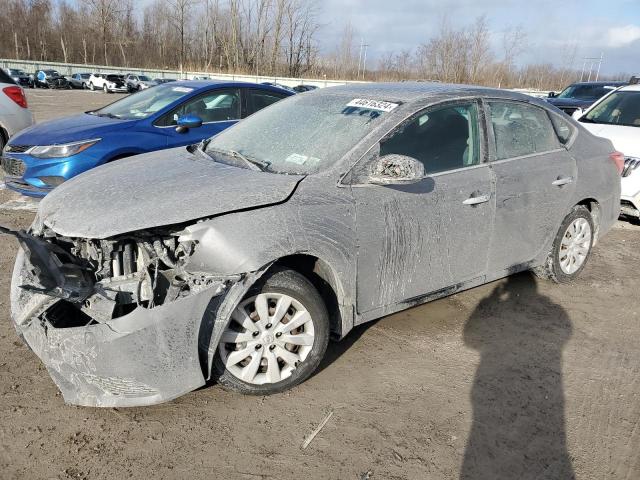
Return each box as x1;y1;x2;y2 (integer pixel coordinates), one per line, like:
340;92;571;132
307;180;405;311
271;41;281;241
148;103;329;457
247;89;289;116
489;102;560;160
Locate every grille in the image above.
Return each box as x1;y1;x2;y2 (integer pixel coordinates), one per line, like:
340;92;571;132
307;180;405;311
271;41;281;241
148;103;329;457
1;156;26;176
622;157;640;178
5;144;32;153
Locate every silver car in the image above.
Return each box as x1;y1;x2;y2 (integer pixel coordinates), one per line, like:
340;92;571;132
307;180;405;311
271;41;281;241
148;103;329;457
7;83;621;407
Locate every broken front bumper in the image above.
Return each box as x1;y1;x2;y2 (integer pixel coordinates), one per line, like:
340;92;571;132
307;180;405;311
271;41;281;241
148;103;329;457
11;249;231;407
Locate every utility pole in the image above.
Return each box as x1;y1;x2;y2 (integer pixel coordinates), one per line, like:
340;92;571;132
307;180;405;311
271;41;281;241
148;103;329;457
595;52;603;81
581;55;603;82
361;43;369;80
357;39;363;79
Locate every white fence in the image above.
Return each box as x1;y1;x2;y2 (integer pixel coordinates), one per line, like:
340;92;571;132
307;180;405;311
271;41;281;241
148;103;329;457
1;58;551;97
0;58;357;89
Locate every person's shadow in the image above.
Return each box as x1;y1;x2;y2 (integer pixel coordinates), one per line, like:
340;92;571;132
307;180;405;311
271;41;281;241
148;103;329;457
461;272;576;480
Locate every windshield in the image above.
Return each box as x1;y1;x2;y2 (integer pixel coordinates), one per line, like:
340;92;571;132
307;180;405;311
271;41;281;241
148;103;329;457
557;84;616;100
139;75;151;81
93;84;195;120
582;91;640;127
106;75;121;81
80;73;91;79
45;70;60;76
10;69;25;76
206;93;392;174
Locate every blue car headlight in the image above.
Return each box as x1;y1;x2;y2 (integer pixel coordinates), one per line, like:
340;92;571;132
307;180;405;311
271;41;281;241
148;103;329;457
29;139;101;159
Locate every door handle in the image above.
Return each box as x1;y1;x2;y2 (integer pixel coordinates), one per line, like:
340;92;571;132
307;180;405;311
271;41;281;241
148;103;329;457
552;176;574;186
463;194;490;205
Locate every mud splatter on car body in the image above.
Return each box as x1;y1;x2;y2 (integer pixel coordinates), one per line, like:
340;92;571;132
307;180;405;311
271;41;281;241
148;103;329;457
6;82;620;406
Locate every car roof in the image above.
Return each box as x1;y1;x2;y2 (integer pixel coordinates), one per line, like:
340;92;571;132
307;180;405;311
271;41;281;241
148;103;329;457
162;80;296;93
567;81;627;87
617;84;640;92
319;81;537;104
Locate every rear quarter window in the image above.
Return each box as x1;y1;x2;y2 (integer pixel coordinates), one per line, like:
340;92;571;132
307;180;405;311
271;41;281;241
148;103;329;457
489;101;560;160
548;113;575;145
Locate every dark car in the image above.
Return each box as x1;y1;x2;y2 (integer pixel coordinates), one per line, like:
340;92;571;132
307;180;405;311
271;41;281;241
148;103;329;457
2;68;32;88
547;81;627;116
293;84;318;93
261;81;296;93
69;73;92;89
6;82;622;406
34;69;69;89
154;78;177;84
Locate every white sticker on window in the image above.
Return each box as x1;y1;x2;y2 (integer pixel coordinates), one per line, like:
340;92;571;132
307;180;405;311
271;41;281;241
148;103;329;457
284;153;309;165
172;87;194;93
346;98;399;112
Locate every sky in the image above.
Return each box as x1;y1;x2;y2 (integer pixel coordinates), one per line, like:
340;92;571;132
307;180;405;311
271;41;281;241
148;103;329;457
315;0;640;76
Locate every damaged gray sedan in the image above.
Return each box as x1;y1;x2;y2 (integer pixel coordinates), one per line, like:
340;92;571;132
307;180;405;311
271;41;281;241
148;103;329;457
8;83;621;407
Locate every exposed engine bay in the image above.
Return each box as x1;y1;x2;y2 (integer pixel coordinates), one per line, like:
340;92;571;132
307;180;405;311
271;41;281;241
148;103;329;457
3;224;229;326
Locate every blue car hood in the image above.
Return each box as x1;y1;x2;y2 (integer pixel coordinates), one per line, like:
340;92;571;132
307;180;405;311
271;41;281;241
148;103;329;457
11;113;136;145
36;147;304;239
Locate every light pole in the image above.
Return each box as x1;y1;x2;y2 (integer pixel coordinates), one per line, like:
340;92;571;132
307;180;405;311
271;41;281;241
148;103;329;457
362;43;369;80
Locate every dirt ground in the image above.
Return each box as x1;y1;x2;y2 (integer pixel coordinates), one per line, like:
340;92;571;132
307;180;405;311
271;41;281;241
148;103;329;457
0;89;639;480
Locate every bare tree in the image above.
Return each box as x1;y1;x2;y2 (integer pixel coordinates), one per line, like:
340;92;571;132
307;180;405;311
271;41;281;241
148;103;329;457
84;0;121;65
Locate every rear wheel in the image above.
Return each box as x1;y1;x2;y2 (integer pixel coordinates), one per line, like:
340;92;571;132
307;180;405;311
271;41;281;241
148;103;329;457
89;82;95;91
534;205;594;283
103;84;108;93
82;82;87;89
213;268;330;395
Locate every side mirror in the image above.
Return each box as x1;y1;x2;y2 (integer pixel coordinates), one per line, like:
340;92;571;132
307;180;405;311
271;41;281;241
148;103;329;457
548;91;557;98
368;154;426;185
571;108;584;120
176;114;203;133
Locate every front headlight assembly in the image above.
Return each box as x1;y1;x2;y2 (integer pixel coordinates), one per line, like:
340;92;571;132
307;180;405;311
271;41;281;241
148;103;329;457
29;139;101;159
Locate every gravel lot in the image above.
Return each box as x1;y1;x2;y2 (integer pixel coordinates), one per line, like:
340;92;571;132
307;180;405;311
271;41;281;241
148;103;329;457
0;89;638;480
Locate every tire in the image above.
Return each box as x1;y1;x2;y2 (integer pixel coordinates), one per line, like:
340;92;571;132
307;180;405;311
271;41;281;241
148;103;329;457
213;268;330;395
103;84;108;93
82;82;86;89
0;130;6;152
89;82;94;91
534;205;594;283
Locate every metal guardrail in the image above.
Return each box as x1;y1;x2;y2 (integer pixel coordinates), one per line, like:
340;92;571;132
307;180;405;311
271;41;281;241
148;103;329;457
1;58;552;99
0;58;356;89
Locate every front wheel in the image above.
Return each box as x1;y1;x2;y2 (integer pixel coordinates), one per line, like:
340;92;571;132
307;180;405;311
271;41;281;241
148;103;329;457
89;82;94;91
103;84;108;93
213;268;330;395
534;205;594;283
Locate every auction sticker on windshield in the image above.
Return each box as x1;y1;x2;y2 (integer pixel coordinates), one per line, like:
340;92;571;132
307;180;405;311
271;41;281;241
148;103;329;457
346;99;399;112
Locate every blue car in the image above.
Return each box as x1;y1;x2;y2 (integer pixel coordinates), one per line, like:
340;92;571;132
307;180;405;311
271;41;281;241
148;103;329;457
1;81;293;197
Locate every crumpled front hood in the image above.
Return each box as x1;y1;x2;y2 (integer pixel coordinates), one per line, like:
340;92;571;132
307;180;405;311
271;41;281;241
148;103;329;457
11;113;136;145
36;147;304;239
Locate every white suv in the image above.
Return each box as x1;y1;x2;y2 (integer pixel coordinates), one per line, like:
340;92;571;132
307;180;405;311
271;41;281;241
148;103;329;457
575;84;640;219
88;73;128;93
0;70;34;151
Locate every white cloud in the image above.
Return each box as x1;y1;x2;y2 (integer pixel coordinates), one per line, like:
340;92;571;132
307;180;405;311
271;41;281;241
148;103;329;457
607;24;640;47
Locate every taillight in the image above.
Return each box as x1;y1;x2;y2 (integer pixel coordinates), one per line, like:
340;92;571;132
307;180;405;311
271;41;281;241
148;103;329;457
2;86;27;108
609;151;625;175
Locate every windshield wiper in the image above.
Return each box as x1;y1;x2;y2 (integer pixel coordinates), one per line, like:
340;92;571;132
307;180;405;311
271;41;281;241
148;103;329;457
206;146;270;172
96;112;121;119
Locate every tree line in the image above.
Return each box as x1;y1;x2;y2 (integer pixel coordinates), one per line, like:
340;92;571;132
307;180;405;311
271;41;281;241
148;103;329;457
0;0;627;90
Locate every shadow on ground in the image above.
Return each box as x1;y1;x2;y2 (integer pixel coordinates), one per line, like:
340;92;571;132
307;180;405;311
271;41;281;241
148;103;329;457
461;272;575;479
